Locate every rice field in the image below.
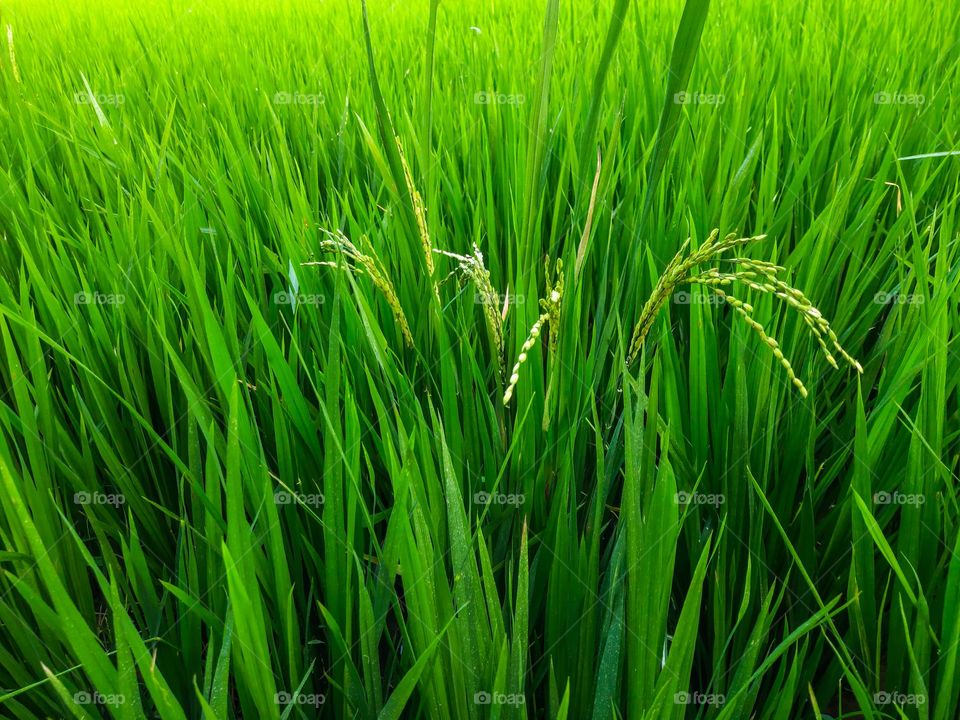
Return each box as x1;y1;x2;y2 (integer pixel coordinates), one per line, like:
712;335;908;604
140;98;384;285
0;0;959;717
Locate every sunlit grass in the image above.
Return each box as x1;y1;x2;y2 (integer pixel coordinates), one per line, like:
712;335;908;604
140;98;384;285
0;0;958;718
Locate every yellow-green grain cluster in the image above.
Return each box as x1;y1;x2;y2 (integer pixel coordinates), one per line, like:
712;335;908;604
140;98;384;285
629;229;862;396
305;229;414;347
6;24;20;84
434;245;504;369
502;260;564;406
395;136;435;283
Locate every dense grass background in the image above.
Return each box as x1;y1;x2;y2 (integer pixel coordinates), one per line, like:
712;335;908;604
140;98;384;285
1;0;959;717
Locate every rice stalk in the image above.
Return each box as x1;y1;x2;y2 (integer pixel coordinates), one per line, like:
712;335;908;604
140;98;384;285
395;135;436;286
5;24;20;84
628;229;862;395
543;257;563;352
502;312;548;406
575;149;603;280
433;245;504;372
503;260;564;405
305;229;414;347
707;286;809;397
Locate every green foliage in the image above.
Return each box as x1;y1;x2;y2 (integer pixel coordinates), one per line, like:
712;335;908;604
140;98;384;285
0;0;958;718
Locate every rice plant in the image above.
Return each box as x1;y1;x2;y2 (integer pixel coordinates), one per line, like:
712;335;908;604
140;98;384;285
627;229;862;397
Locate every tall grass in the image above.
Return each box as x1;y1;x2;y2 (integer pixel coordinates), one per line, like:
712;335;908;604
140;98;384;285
0;0;958;718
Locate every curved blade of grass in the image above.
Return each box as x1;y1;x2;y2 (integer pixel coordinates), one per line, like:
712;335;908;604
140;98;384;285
377;615;456;720
640;0;712;226
520;0;561;260
578;0;631;163
419;0;440;165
